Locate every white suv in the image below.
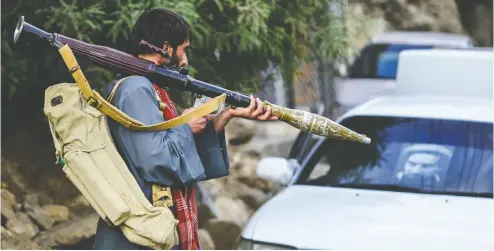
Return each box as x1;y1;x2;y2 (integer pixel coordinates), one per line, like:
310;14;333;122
237;49;493;250
335;31;474;114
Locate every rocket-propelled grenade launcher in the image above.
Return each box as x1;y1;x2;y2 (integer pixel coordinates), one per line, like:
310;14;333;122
13;16;371;144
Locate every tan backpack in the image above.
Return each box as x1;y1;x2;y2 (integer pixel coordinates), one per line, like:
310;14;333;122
43;45;226;249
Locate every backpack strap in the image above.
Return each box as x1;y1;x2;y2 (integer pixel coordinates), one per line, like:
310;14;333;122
152;184;174;208
107;77;168;112
58;45;226;132
107;77;130;103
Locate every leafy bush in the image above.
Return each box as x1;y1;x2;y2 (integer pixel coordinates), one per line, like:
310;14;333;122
2;0;347;128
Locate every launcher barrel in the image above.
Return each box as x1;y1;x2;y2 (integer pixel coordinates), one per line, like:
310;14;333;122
13;16;371;145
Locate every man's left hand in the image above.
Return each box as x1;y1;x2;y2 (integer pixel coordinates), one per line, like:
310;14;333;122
210;95;278;133
228;95;278;121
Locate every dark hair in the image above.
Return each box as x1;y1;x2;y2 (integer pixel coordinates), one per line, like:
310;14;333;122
130;8;191;56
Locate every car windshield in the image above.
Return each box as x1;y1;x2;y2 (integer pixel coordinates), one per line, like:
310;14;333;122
298;116;493;198
349;44;435;79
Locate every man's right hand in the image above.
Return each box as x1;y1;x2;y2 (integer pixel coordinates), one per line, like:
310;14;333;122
184;108;212;134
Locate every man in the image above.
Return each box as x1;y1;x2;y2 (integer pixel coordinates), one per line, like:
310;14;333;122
395;144;452;190
94;8;277;250
396;152;442;187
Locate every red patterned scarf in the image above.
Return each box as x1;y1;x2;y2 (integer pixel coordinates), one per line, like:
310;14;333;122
153;84;201;250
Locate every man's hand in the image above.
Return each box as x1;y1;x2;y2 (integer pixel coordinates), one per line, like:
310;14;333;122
186;95;278;134
228;95;278;121
184;108;212;134
210;95;278;133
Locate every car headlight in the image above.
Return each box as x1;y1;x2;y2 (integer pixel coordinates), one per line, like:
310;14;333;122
236;238;296;250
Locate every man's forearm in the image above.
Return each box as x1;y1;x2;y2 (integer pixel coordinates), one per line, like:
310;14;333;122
212;109;232;133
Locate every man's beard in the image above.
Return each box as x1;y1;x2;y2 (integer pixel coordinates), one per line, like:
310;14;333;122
162;50;180;68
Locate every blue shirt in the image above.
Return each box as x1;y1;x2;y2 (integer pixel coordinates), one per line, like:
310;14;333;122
94;75;230;250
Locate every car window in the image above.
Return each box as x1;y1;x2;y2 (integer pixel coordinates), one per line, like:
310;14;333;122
349;44;435;79
297;116;493;197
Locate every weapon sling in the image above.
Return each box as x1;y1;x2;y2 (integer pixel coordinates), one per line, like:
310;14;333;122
58;45;227;131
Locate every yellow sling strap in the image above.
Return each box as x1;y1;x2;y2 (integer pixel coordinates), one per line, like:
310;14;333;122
58;45;226;131
107;77;169;113
106;78;126;103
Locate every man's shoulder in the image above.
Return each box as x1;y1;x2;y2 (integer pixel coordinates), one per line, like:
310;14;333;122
107;75;155;100
118;75;154;93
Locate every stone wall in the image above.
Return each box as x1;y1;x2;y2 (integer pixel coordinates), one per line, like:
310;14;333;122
1;119;299;250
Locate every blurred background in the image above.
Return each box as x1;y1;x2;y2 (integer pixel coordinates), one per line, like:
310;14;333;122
1;0;493;249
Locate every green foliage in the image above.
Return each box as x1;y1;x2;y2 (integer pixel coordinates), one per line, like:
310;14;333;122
41;0;106;43
2;0;347;121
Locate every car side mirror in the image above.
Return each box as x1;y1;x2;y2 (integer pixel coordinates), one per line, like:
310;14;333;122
256;157;298;185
